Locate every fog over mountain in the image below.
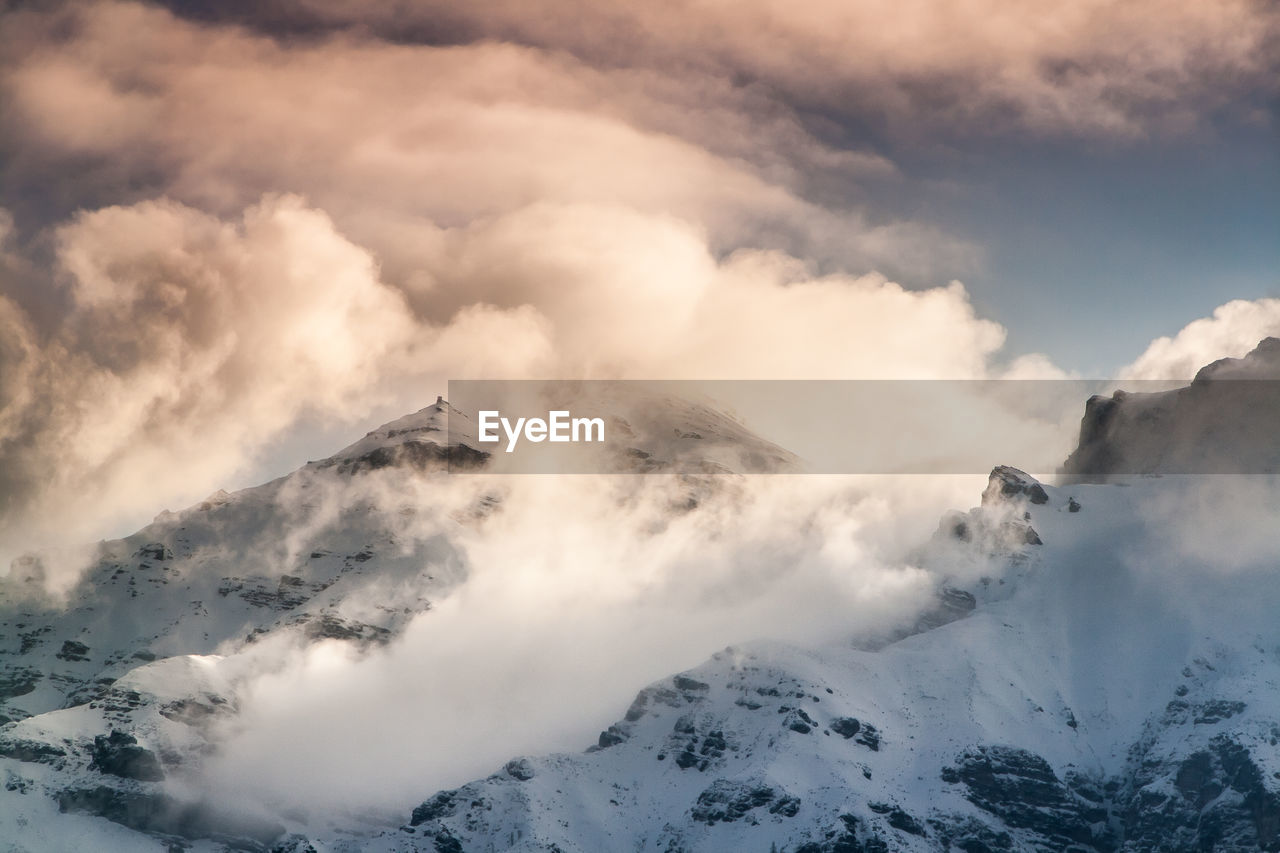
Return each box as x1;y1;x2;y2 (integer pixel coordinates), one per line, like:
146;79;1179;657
0;0;1277;563
1;2;1277;851
3;350;1280;851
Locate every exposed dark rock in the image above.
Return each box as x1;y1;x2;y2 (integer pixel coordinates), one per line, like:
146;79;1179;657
58;785;285;845
503;758;535;781
58;786;171;832
948;514;972;542
690;780;796;825
771;796;802;817
431;830;464;853
0;737;67;764
943;745;1109;850
887;807;926;836
830;717;861;739
271;836;319;853
929;816;1016;852
55;640;91;662
333;440;489;475
855;724;881;752
0;668;41;699
623;685;683;723
869;802;926;836
410;790;459;826
5;771;30;793
796;814;888;853
301;615;391;644
159;694;232;726
90;730;164;782
229;579;310;611
674;675;711;692
911;587;978;633
700;730;727;756
596;725;628;749
982;467;1050;506
675;748;702;770
134;544;173;562
1194;699;1247;725
784;707;817;734
1121;733;1280;852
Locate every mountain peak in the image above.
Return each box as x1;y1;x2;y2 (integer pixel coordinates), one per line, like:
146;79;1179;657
316;398;488;474
1193;335;1280;382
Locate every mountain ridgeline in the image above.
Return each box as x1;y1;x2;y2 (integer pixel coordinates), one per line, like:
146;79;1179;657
3;349;1280;851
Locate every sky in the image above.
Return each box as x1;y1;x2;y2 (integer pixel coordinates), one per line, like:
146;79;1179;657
0;0;1278;554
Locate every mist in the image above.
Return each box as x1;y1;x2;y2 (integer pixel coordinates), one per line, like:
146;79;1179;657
190;470;980;825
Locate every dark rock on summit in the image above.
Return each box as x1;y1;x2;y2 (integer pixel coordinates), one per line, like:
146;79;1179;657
503;758;535;781
982;467;1050;506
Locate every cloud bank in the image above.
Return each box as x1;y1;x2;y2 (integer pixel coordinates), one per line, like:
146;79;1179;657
0;0;1275;558
1123;299;1280;380
195;470;973;822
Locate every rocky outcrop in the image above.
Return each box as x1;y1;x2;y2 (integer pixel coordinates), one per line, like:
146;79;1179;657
1064;337;1280;477
941;746;1112;851
689;779;801;825
982;467;1050;507
1120;733;1280;852
89;731;164;782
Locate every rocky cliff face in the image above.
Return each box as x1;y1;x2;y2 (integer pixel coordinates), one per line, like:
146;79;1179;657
1064;337;1280;477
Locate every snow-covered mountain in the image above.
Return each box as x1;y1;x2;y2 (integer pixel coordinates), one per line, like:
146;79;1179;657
3;355;1280;852
328;468;1280;853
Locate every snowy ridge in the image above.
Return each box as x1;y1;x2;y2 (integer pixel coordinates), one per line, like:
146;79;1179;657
305;471;1280;853
3;378;1280;851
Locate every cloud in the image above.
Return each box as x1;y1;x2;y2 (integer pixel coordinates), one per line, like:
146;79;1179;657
0;0;1152;567
0;190;1015;567
196;471;972;820
0;195;422;562
1122;298;1280;379
403;205;1005;380
151;0;1280;139
3;2;944;275
1129;476;1280;574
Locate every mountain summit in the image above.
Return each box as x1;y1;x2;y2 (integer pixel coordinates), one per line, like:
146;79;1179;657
1065;337;1280;477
